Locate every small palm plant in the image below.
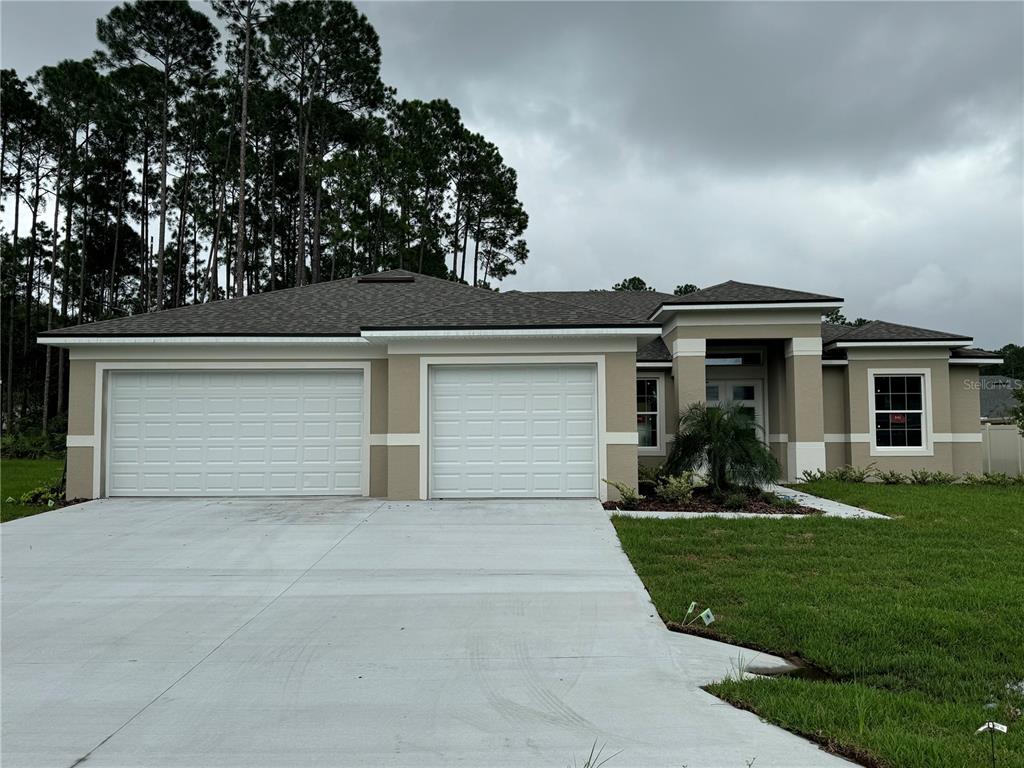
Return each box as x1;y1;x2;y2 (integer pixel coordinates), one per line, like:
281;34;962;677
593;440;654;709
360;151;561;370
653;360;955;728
663;402;779;493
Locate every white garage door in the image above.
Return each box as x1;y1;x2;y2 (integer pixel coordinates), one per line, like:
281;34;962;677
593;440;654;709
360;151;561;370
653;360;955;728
429;365;599;498
107;370;364;496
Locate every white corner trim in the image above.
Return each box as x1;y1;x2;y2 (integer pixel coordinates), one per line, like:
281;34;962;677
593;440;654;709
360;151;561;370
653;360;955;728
651;301;842;320
607;432;640;445
671;338;706;358
41;335;369;346
66;434;97;448
787;441;827;481
786;337;823;357
369;433;423;447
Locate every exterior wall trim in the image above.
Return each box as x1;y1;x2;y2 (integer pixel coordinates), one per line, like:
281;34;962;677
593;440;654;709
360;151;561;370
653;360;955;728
786;337;823;357
417;355;610;502
825;432;982;444
369;433;423;447
833;340;972;349
671;338;707;357
42;336;369;346
652;301;841;320
66;434;97;448
92;360;372;499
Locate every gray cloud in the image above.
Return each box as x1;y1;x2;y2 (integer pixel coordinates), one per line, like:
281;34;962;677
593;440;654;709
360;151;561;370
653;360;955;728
3;1;1021;347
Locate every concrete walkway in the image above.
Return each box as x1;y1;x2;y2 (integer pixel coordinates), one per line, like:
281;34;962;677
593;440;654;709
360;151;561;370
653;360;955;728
2;498;852;767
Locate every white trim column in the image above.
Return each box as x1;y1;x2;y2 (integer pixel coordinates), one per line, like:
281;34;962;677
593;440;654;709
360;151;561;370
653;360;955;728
784;337;826;480
672;338;706;422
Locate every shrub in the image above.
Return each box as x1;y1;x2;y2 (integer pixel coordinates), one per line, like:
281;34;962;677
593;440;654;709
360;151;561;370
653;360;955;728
655;472;702;506
908;469;956;485
603;479;643;509
723;491;749;510
663;403;779;493
831;464;877;483
877;470;909;485
800;468;827;482
19;479;64;506
1;429;66;459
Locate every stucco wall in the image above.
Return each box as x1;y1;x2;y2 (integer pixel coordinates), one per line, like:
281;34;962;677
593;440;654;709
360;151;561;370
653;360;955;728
60;343;638;501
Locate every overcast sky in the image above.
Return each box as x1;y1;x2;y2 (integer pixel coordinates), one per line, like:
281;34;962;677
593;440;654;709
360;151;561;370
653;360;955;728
2;1;1021;347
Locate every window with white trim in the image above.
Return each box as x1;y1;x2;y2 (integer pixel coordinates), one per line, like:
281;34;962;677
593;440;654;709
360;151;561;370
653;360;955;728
636;377;661;451
873;374;924;448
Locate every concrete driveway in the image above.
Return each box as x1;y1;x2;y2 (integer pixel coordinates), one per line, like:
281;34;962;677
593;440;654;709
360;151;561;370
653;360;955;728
2;499;849;767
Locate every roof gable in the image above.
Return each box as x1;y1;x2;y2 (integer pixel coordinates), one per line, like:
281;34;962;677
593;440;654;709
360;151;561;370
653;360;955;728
657;280;843;307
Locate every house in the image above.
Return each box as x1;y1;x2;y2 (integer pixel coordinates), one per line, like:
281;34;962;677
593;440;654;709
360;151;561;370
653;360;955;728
980;375;1022;423
39;270;1003;501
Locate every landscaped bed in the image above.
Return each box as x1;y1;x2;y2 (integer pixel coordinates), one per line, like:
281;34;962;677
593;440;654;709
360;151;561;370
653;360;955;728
602;487;818;515
613;480;1024;768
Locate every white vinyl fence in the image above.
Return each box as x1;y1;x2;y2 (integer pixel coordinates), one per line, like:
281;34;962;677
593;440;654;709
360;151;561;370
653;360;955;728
981;423;1024;476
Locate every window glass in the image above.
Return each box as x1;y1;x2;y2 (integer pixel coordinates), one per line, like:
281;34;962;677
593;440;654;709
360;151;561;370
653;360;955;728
705;384;720;401
732;385;756;401
873;375;925;448
706;351;763;366
636;379;659;448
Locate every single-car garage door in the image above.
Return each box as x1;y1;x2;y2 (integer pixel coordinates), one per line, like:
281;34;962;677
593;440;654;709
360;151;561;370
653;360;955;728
107;370;364;496
429;365;598;498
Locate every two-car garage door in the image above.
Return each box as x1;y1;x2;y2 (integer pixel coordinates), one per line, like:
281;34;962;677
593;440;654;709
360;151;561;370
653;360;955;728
107;370;364;496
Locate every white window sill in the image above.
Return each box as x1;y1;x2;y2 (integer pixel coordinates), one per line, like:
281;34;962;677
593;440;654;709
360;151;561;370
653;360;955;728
638;447;666;457
869;447;934;457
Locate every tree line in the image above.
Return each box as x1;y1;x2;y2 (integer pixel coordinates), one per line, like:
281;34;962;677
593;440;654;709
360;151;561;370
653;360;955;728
0;0;529;435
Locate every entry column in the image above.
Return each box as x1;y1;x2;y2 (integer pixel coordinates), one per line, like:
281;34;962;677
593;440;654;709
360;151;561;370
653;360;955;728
672;338;706;420
784;337;826;480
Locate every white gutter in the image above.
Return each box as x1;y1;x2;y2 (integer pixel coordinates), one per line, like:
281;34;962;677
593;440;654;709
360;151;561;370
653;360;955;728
950;358;1003;365
38;335;370;346
831;340;973;349
650;301;842;321
361;327;661;339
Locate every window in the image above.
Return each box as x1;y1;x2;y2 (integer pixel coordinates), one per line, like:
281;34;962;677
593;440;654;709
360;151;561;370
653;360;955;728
636;377;662;452
873;374;924;448
706;351;763;366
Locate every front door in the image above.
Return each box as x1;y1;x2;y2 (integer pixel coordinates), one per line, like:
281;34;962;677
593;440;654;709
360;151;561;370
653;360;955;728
705;379;766;440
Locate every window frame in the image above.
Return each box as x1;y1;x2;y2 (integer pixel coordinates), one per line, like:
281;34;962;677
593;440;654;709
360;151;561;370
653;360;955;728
868;368;934;457
636;373;666;456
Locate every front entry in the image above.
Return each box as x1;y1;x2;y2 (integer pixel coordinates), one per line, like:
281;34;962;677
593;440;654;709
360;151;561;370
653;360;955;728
705;379;767;439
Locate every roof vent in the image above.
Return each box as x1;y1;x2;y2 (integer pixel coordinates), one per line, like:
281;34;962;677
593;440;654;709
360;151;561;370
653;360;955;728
358;274;415;284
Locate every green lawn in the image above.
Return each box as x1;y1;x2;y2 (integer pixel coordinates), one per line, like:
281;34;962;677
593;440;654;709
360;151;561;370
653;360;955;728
1;457;65;523
613;482;1024;768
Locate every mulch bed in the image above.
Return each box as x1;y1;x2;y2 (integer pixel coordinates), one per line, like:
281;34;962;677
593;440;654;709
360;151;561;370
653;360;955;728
603;494;819;516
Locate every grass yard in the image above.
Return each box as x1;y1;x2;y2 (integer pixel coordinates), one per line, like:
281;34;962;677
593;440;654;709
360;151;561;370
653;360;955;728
613;481;1024;768
1;457;65;523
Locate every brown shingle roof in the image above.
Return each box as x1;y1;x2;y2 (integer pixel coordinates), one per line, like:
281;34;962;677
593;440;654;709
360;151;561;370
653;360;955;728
654;280;842;309
826;320;971;344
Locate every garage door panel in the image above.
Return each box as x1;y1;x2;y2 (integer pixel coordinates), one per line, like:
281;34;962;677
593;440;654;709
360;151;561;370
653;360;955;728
107;370;364;496
429;365;598;498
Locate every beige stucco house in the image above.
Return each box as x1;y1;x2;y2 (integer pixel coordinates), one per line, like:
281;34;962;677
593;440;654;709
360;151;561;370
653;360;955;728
39;270;1001;501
